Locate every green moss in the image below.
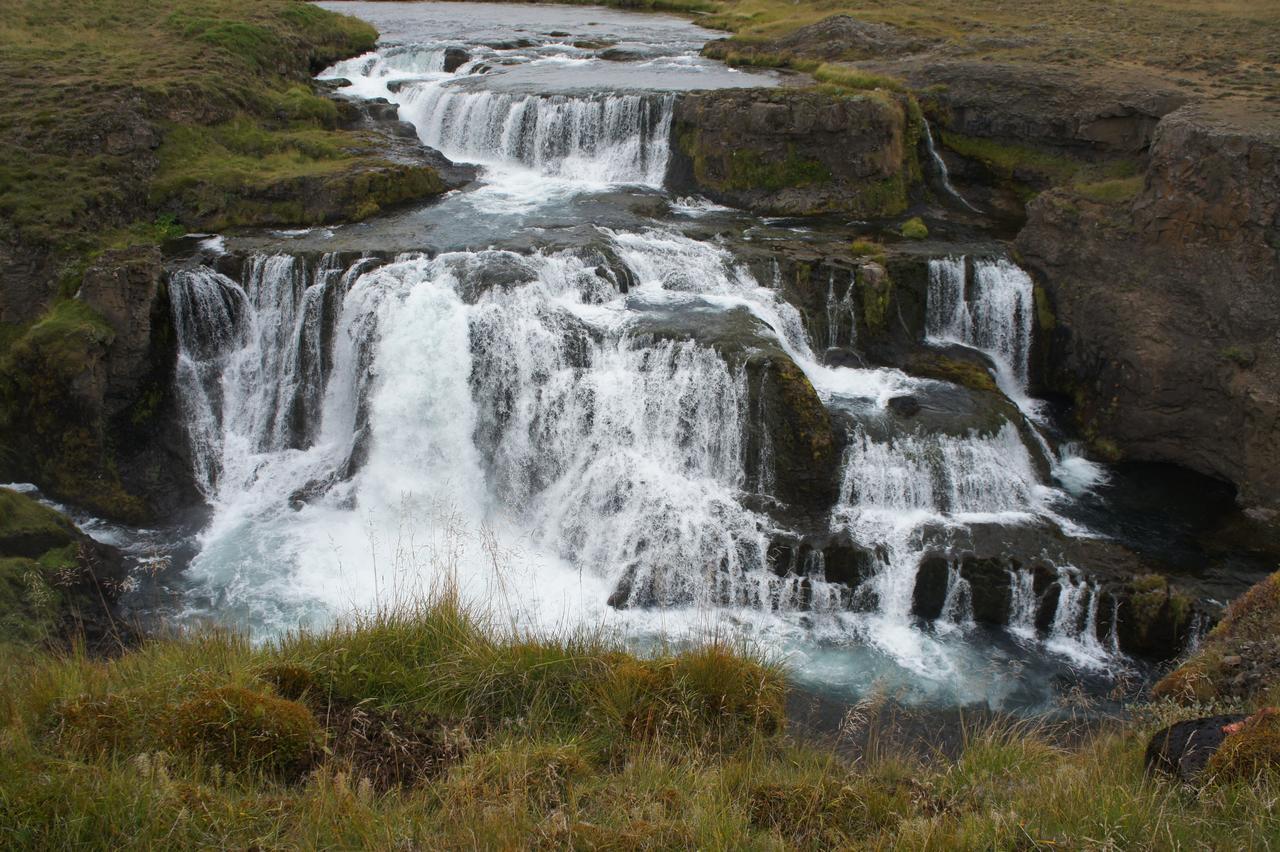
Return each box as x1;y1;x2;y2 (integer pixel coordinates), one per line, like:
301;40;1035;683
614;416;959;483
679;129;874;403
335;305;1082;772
721;147;832;192
1207;710;1280;782
906;353;999;394
0;489;77;552
857;265;895;333
1072;175;1143;204
1222;345;1257;368
900;216;928;239
1033;284;1056;331
939;131;1080;186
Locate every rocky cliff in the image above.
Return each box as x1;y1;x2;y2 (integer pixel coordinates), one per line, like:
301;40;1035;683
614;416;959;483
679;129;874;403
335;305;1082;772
1018;102;1280;516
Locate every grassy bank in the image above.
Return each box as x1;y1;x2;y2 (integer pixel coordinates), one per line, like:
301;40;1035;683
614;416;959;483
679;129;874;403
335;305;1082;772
1;593;1278;849
0;0;454;519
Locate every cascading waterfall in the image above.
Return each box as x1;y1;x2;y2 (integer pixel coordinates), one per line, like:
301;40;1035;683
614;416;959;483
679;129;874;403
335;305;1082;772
399;87;675;185
926;256;1035;396
832;424;1044;639
170;227;1115;686
1006;565;1112;667
921;120;978;212
1044;567;1109;667
825;270;858;350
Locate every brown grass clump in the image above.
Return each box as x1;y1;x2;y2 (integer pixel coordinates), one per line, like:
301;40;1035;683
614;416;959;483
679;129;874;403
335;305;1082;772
1207;709;1280;783
170;685;322;779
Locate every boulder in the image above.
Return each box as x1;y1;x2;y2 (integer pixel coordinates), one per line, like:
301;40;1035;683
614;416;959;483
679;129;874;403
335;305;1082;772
1145;714;1248;782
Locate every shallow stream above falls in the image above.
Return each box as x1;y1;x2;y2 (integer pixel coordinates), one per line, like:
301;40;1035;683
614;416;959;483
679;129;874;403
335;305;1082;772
47;2;1278;716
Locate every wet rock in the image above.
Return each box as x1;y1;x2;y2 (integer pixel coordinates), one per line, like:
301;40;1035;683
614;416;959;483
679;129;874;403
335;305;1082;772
1145;714;1248;782
888;395;921;417
442;47;470;73
912;557;950;621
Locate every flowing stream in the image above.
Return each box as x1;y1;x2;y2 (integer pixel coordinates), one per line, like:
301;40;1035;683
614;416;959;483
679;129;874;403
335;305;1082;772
152;2;1147;710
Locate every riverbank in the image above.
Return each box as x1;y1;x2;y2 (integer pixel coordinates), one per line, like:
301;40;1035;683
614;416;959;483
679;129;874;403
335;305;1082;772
1;593;1277;849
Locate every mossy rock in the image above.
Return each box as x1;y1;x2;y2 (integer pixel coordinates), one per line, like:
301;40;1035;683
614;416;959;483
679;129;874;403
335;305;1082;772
258;662;319;702
904;352;998;394
1154;571;1280;704
0;488;76;558
170;686;322;779
1119;573;1194;658
1207;709;1280;783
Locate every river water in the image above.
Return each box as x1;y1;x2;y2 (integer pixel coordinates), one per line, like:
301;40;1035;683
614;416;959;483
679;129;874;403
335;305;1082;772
74;2;1271;713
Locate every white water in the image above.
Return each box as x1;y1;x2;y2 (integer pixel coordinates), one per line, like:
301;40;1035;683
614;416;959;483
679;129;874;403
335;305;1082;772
402;88;675;187
921;120;978;212
926;256;1035;402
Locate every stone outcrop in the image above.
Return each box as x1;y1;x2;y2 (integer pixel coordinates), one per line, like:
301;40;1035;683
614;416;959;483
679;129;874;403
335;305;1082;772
1017;102;1280;515
669;88;919;216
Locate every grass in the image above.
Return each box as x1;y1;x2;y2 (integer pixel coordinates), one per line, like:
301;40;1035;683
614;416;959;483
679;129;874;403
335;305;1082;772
690;0;1279;100
1;592;1279;848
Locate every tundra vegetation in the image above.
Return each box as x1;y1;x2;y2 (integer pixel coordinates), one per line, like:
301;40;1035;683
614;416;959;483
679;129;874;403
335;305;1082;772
2;590;1280;849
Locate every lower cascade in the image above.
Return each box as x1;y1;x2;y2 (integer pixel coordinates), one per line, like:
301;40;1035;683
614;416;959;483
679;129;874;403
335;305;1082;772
168;227;1123;700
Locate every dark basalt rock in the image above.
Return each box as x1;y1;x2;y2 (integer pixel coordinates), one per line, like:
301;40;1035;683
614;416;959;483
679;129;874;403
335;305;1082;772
1145;715;1248;782
1018;102;1280;517
888;395;921;417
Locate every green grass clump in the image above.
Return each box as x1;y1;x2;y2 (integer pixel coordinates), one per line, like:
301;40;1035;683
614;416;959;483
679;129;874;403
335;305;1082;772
812;63;906;93
900;215;928;239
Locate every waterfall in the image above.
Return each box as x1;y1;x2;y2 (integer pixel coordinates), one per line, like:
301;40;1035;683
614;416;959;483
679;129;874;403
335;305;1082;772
1007;568;1038;639
921;120;978;211
927;256;1034;393
326;45;450;81
938;562;975;630
398;87;675;186
1043;568;1110;667
825;270;858;350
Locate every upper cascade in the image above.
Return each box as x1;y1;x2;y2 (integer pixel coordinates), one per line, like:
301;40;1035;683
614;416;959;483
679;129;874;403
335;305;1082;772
400;88;675;186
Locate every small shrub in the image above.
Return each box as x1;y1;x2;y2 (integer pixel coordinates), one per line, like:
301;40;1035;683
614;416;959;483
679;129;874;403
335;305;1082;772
900;216;928;239
170;685;321;779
